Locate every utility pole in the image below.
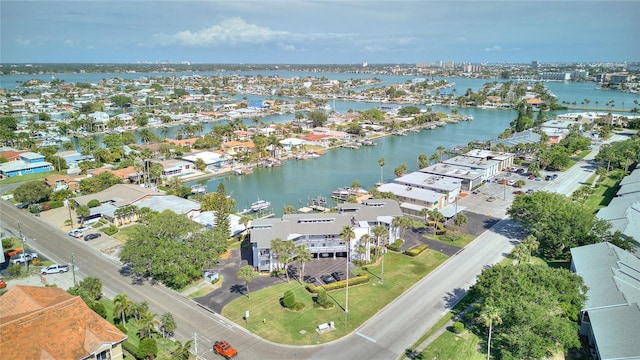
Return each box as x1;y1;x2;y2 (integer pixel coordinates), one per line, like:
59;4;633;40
71;252;76;286
193;332;198;359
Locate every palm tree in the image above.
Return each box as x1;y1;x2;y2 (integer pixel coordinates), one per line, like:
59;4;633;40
172;339;194;360
372;225;388;261
237;265;257;297
378;157;385;183
113;293;134;325
296;244;312;283
137;311;160;339
340;225;355;318
160;312;176;339
479;304;503;360
436;145;446;162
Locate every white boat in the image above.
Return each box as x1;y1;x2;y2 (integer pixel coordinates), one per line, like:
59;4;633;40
251;199;271;212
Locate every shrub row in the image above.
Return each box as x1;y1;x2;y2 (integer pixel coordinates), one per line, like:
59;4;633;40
306;273;370;293
103;225;118;236
387;239;404;252
405;244;428;257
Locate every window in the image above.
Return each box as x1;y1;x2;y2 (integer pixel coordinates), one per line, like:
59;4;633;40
96;350;111;360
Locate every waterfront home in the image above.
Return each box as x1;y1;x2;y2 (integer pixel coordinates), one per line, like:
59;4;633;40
133;195;201;219
490;129;541;148
156;159;195;178
570;242;640;360
166;137;198;149
182;151;226;170
0;286;128;360
222;140;255;155
250;199;402;272
393;171;462;205
377;182;446;220
540;119;584;144
419;163;485;191
0;151;52;178
192;211;247;237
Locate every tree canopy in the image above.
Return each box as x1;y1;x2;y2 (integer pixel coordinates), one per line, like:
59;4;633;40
469;263;587;359
13;181;51;204
507;191;632;259
119;210;227;289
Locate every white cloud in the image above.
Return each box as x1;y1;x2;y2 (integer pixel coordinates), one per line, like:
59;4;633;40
153;17;290;47
64;39;82;48
484;45;502;52
15;38;31;47
152;17;351;48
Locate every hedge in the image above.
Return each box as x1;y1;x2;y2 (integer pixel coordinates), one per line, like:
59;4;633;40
405;244;428;257
48;201;64;209
451;321;465;334
122;341;139;359
103;225;118;236
387;239;404;252
306;274;370;293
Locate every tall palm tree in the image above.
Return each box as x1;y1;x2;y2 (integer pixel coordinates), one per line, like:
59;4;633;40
378;157;385;183
340;225;355;319
172;339;194;360
137;311;160;339
436;145;446;162
296;244;312;283
479;304;503;360
113;293;134;325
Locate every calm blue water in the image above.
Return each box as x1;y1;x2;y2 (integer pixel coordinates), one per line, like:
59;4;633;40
3;71;638;216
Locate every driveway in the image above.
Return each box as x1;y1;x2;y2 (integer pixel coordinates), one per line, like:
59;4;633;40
194;244;283;314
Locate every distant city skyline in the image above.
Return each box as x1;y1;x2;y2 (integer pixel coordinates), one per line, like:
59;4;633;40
2;1;639;64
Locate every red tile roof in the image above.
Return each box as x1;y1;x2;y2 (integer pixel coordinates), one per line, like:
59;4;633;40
0;286;127;359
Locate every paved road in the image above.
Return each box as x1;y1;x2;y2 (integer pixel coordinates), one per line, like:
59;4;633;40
1;133;624;359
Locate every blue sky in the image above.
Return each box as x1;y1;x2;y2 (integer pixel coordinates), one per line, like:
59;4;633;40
2;0;639;64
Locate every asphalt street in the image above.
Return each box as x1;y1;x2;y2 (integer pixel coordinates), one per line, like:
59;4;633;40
0;133;626;359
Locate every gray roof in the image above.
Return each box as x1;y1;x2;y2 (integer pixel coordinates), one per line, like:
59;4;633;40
250;199;402;248
377;182;444;204
134;195;200;215
571;242;640;360
596;167;640;240
0;159;52;172
571;242;640;309
394;171;461;192
73;184;164;207
588;303;640;360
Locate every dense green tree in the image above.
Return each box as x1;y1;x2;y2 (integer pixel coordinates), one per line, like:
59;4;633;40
68;276;102;302
160;312;176;338
138;338;158;360
508;191;633;259
13;181;52;204
308;110;328;127
119;210;225;289
111;95;132;108
237;265;257;297
469;263;586;359
79;172;123;194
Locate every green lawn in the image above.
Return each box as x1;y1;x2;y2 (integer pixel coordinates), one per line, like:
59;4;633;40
222;250;448;345
112;224;141;243
420;330;485;360
584;172;621;210
429;233;476;248
0;171;54;185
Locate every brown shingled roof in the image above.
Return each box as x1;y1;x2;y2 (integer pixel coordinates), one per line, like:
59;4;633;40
0;286;127;359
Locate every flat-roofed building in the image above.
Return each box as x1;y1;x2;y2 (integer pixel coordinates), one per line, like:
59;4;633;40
393;171;462;204
419;162;485;191
377;182;446;219
457;149;515;173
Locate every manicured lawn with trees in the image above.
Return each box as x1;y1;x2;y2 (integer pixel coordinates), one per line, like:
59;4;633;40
222;249;448;345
